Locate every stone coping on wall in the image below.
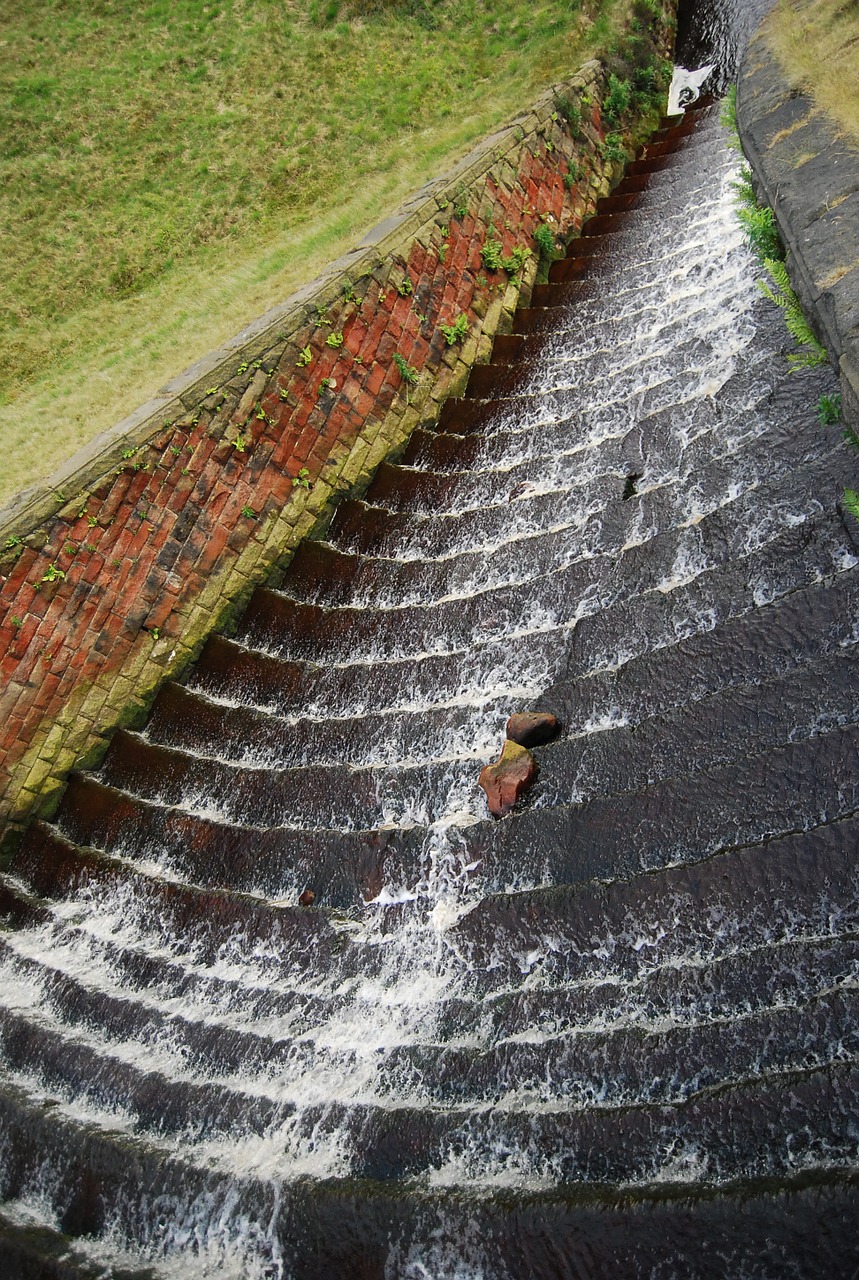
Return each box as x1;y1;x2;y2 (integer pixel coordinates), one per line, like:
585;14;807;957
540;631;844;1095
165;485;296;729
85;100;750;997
737;25;859;426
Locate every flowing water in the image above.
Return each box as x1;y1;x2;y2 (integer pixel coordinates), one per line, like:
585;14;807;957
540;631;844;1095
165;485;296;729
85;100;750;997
1;3;858;1276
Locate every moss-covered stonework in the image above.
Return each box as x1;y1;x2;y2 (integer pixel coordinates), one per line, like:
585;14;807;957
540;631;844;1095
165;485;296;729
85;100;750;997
0;18;675;852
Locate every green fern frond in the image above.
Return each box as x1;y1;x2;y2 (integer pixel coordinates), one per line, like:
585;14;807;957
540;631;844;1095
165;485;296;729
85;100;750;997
843;489;859;519
760;258;828;371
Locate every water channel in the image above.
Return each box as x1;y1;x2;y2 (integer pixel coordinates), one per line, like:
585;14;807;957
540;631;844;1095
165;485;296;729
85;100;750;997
0;0;857;1275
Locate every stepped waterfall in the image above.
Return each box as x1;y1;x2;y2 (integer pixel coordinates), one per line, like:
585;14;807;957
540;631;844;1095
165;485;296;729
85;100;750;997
1;1;857;1275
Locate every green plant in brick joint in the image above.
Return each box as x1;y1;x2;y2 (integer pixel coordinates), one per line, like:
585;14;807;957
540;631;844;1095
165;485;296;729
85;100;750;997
292;468;312;490
296;346;313;367
232;432;249;452
440;314;468;345
481;238;504;272
602;73;631;127
603;132;627;165
40;563;65;584
533;221;556;261
553;93;582;137
395;277;413;297
393;353;419;384
326;331;344;348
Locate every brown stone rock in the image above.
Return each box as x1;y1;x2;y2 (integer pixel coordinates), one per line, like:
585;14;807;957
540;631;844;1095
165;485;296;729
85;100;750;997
478;739;538;818
298;890;315;907
505;711;560;748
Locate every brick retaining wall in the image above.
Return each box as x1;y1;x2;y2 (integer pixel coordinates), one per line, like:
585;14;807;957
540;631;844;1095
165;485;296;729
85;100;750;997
0;29;673;851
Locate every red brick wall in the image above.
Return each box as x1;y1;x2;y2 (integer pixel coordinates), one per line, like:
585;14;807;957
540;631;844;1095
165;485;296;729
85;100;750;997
0;59;659;850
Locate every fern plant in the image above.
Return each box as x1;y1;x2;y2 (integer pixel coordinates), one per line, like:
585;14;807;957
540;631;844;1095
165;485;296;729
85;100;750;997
759;258;828;371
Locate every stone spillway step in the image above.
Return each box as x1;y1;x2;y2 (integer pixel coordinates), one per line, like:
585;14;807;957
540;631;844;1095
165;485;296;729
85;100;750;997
2;92;857;1277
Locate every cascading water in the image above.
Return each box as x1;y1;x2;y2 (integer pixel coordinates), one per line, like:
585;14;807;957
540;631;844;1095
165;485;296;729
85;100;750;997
1;2;858;1276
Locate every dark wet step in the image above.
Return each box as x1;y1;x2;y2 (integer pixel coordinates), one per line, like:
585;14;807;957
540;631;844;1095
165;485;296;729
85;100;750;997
236;474;854;693
215;504;854;709
534;647;859;807
382;988;859;1108
41;776;392;905
454;813;859;986
383;722;859;896
400;334;783;474
0;1072;856;1280
0;1208;158;1280
152;566;859;772
86;638;858;842
0;1004;285;1142
538;565;859;733
11;827;342;971
92;727;480;834
145;679;511;773
450;933;859;1048
3;923;856;1123
268;437;846;621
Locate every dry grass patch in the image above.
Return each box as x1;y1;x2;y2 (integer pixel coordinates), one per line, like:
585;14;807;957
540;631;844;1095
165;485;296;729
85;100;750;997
764;0;859;143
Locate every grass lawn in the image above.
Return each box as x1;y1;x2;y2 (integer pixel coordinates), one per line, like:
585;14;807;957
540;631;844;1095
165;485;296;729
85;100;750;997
763;0;859;143
0;0;641;505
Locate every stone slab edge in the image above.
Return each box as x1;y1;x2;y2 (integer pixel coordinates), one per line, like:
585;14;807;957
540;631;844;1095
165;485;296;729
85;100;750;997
736;25;859;427
0;64;605;545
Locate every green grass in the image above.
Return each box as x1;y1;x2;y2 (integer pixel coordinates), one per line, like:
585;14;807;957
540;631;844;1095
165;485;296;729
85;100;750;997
0;0;645;505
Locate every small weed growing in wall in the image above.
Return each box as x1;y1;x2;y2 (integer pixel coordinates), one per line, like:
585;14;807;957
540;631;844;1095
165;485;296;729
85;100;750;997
481;238;504;272
396;278;413;297
296;346;313;367
554;93;581;136
440;314;468;345
40;564;65;584
731;165;781;260
603;74;631;126
502;245;531;275
292;468;312;489
232;433;249;452
241;506;257;518
5;536;21;550
326;331;344;348
318;378;334;395
603;132;627;165
533;223;556;260
816;393;842;427
393;353;419;384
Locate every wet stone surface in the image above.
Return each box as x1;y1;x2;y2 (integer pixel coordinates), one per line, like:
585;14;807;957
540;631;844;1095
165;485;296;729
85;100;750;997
1;80;858;1280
